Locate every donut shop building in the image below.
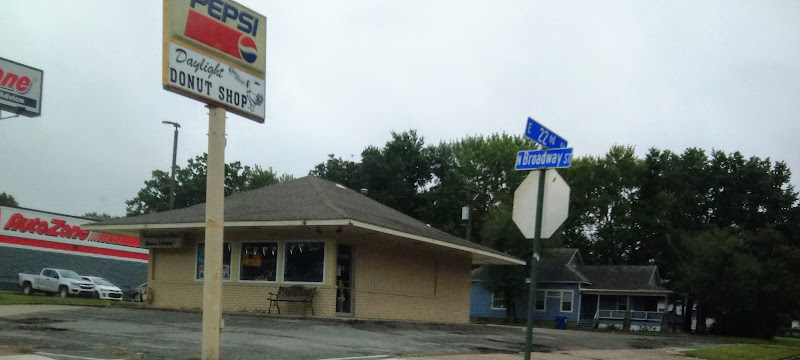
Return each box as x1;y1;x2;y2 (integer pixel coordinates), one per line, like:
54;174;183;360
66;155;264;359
84;176;523;323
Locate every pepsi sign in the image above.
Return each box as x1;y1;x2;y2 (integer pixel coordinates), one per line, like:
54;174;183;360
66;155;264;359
163;0;266;122
0;57;43;118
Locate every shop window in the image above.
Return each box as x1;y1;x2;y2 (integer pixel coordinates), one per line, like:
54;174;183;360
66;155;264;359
283;241;325;283
240;242;278;282
196;242;232;280
561;291;573;312
491;291;506;310
535;290;546;311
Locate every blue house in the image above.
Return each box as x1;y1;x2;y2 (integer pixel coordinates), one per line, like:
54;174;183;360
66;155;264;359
471;248;672;329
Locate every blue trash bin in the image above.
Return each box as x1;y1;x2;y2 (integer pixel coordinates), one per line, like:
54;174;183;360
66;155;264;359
556;315;567;329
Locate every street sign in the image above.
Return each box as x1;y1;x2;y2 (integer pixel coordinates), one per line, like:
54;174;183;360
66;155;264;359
512;170;570;239
525;117;567;149
515;148;573;170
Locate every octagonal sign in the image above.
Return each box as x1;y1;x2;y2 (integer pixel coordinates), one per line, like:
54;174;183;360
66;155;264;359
513;169;570;239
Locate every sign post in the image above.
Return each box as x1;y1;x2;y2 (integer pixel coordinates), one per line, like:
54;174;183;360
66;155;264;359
163;1;266;359
202;106;226;360
514;117;572;360
524;169;545;360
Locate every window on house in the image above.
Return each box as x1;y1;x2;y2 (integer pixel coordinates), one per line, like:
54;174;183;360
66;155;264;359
491;291;506;310
196;242;232;280
535;290;546;311
561;291;573;312
283;241;325;283
548;291;561;298
239;242;278;282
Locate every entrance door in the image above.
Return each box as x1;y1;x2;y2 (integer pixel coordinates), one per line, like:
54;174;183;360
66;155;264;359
335;244;353;315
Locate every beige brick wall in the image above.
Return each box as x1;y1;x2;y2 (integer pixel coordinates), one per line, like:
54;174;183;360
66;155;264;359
146;227;473;323
351;239;472;324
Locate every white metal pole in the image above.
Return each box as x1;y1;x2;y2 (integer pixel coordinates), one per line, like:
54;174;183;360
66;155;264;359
202;106;226;360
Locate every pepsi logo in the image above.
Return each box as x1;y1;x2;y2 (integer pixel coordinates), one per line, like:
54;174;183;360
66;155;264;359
238;36;258;64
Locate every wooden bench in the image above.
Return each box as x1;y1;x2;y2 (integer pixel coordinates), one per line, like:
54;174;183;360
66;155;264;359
268;285;315;316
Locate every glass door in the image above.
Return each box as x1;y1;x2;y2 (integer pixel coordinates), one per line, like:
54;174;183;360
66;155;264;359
335;244;353;315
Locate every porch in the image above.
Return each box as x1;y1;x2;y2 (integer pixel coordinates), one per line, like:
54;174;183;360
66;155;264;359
578;293;667;330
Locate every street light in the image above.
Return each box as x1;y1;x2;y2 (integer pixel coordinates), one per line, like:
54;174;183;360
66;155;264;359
162;121;181;210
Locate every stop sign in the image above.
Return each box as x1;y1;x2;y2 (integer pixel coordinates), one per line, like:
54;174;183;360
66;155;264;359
512;169;570;239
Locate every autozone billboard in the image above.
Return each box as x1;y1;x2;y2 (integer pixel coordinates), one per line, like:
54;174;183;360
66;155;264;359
0;206;148;263
163;0;266;122
0;57;43;118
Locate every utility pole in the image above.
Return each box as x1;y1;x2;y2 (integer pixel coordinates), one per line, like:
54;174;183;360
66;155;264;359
162;121;180;210
463;191;478;242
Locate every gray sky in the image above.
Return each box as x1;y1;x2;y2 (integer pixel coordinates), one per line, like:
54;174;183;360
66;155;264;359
2;0;799;217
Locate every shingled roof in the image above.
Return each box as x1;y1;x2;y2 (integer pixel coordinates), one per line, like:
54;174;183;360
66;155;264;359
538;248;589;283
84;176;523;265
472;248;672;294
577;265;671;294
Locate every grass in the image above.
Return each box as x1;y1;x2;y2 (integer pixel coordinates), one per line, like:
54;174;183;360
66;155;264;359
684;337;800;360
0;291;144;307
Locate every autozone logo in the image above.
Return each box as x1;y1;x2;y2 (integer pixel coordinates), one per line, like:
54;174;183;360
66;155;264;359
4;213;90;240
186;0;260;64
0;67;32;94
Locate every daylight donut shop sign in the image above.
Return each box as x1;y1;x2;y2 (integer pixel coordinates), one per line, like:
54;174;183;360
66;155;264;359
163;0;266;122
0;57;43;118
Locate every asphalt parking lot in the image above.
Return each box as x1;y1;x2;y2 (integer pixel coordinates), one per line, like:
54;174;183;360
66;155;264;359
0;306;728;360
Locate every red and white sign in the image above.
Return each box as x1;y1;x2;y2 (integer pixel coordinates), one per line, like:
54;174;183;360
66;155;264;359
0;206;148;263
163;0;266;123
0;57;43;117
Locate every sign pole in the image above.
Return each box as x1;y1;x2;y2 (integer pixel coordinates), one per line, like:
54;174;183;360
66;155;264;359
201;106;226;360
524;168;547;360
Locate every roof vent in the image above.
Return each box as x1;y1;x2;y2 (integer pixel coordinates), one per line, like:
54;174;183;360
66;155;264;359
335;184;347;190
360;188;368;194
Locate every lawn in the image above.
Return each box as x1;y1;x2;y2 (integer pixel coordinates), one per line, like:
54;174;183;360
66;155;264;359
0;292;143;307
685;337;800;360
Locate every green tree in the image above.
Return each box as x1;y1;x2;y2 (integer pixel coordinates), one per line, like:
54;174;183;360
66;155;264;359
423;133;532;240
0;192;19;207
311;130;432;218
678;228;761;335
126;154;292;216
309;155;363;190
559;145;644;265
242;165;290;191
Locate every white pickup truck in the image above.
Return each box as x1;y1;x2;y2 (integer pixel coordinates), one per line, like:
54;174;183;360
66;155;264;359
18;268;96;298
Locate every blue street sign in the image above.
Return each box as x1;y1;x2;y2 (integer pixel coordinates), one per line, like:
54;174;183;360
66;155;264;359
514;148;573;170
525;117;568;149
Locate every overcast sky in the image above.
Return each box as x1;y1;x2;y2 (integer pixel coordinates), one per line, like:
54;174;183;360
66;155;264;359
2;1;799;217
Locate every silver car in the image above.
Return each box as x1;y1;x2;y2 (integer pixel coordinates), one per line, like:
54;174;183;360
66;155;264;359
81;276;123;300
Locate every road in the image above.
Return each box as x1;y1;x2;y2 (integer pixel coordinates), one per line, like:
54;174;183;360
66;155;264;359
0;306;728;360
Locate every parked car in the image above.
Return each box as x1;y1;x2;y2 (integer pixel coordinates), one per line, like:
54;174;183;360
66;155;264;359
132;283;147;302
18;268;95;298
81;276;123;300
